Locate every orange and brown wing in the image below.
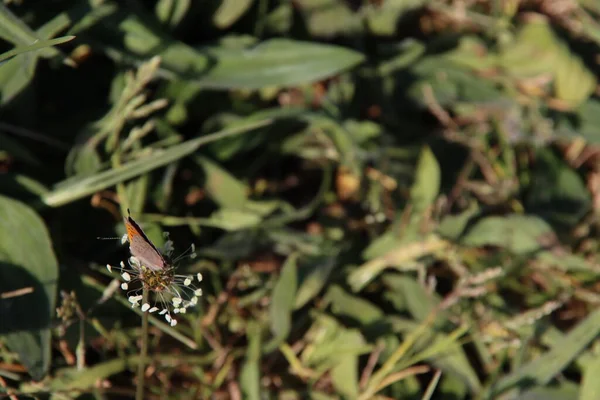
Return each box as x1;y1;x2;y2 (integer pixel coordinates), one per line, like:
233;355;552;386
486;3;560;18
124;211;167;271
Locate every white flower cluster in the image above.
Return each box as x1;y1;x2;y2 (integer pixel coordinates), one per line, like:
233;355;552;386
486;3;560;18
106;257;203;327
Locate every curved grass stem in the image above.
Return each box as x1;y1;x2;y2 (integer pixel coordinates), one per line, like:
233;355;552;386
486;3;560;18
136;287;149;400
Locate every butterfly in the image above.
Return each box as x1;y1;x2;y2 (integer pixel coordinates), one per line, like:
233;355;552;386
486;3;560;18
123;209;170;271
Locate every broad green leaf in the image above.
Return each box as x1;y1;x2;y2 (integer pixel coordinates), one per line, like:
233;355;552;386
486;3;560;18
22;358;132;392
0;3;56;54
294;256;336;309
499;19;559;78
437;201;479;240
366;0;428;36
518;383;580;400
64;144;102;177
301;313;371;368
349;236;449;292
499;19;596;107
554;41;596;107
40;118;271;207
491;308;600;396
361;229;400;260
410;145;440;213
327;285;383;324
155;0;190;28
269;253;298;341
206;208;263;231
197;38;365;89
105;14;364;89
0;7;73;104
213;0;255;29
240;322;262;400
295;0;362;37
310;392;338;400
383;275;438;321
331;355;359;399
125;174;149;217
461;214;556;254
526;149;591;227
580;353;600;400
0;52;36;105
0;195;58;380
196;156;248;209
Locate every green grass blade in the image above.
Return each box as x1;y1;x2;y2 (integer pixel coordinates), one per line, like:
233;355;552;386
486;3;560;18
39;118;271;208
0;35;75;63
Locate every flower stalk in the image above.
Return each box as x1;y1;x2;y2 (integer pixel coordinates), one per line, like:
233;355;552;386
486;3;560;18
136;287;149;400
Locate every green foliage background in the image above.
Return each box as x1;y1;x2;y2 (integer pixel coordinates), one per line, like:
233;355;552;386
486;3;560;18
2;0;600;399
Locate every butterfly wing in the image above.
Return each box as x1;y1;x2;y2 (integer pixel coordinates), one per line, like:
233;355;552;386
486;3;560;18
125;215;168;271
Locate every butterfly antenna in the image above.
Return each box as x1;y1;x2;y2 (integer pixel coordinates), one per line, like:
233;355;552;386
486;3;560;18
173;243;197;263
97;236;122;240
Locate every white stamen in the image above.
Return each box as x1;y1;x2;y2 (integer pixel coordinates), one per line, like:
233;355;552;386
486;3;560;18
172;297;183;306
184;277;192;286
106;264;113;273
159;309;168;315
170;319;177;327
120;261;125;268
194;289;203;296
122;272;131;282
128;295;142;308
141;303;150;312
179;308;187;314
190;297;198;306
173;308;180;314
121;234;128;244
165;314;172;323
121;282;128;290
197;273;203;282
129;256;141;267
148;307;159;313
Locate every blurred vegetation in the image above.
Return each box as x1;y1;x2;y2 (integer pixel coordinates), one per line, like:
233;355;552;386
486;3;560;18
2;0;600;399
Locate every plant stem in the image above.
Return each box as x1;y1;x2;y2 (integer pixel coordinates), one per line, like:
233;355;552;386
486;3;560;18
76;318;85;370
136;287;149;400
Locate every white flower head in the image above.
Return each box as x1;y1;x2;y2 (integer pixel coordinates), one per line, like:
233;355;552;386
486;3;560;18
107;243;204;327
